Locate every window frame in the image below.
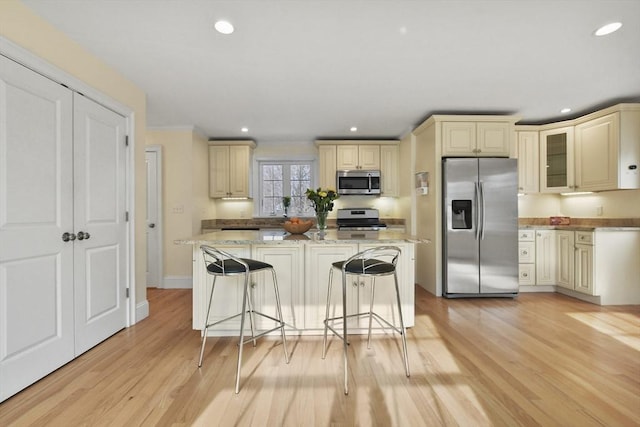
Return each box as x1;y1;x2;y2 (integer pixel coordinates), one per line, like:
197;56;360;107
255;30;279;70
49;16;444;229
253;158;316;218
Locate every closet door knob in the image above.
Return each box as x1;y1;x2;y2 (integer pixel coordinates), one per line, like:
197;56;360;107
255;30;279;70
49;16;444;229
77;231;91;240
62;232;76;242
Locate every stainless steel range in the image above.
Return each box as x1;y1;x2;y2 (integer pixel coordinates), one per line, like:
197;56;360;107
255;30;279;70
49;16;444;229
336;208;387;230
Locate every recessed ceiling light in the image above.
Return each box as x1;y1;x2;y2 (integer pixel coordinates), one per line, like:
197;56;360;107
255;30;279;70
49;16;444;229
560;108;571;114
214;20;234;35
241;127;248;133
350;127;357;132
594;22;622;36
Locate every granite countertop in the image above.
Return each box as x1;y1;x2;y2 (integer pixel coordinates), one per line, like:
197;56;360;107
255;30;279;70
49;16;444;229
201;217;406;231
519;225;640;231
518;217;640;231
176;229;429;245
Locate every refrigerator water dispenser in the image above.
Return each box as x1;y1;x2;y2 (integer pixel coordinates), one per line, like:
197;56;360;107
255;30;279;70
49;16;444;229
451;200;472;229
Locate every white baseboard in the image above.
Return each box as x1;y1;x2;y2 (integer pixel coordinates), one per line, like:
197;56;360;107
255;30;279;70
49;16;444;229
162;275;193;289
135;299;149;323
555;287;601;305
519;285;556;293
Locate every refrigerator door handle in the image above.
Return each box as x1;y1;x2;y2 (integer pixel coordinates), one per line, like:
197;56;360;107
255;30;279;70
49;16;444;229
474;181;481;240
480;181;486;240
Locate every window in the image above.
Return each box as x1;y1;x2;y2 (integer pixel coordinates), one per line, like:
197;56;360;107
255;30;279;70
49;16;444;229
258;161;313;217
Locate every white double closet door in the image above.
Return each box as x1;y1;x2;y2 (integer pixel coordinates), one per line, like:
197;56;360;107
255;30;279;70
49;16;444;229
0;55;128;402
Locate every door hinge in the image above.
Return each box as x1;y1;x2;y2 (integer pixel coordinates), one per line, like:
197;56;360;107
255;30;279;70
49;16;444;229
125;211;129;222
125;135;129;146
126;288;130;298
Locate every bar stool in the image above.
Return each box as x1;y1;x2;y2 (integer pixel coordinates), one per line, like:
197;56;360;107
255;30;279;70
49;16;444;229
198;245;289;393
322;245;409;395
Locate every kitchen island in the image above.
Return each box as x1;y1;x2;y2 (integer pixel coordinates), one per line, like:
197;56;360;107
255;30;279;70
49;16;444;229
176;229;427;336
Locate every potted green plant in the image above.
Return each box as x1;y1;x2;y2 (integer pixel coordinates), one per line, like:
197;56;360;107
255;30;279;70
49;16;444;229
282;196;291;217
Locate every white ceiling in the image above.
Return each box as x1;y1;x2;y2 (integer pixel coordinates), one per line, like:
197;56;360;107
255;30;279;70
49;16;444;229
22;0;640;143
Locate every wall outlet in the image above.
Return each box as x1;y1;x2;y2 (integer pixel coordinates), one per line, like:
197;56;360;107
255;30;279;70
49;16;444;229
171;205;184;214
596;206;603;216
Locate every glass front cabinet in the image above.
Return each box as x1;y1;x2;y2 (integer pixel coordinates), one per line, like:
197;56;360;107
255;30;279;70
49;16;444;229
539;126;574;193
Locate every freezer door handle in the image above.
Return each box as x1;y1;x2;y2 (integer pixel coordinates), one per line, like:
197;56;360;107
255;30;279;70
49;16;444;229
479;181;486;240
474;181;481;240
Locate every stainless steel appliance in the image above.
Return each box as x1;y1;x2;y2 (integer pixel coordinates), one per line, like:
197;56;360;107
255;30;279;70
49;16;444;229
337;170;381;195
442;158;518;297
337;208;387;230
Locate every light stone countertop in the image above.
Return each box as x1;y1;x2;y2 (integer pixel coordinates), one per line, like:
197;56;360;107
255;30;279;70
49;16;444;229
176;229;429;245
519;225;640;232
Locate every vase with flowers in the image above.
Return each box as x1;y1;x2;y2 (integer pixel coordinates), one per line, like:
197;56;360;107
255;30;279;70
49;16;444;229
305;187;339;232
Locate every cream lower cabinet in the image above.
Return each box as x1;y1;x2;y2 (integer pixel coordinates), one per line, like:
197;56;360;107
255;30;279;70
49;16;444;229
574;237;594;295
518;230;536;285
193;241;416;335
193;245;251;334
535;230;556;285
358;243;415;329
194;244;303;334
556;230;575;289
555;231;594;295
253;244;304;330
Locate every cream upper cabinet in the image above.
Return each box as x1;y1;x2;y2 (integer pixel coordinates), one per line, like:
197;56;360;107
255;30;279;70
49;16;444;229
208;141;254;198
336;144;380;169
575;113;619;191
318;145;337;189
516;130;539;193
380;145;399;196
316;140;399;191
539;126;574;193
574;110;640;191
441;121;511;157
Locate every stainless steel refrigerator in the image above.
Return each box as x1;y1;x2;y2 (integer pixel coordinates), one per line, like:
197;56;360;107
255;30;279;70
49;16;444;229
442;158;518;297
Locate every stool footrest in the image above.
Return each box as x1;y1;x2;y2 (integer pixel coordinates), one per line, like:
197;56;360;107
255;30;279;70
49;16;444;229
204;310;285;332
324;311;404;343
241;324;285;345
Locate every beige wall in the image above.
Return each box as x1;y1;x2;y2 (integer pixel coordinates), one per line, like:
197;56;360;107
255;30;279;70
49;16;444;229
413;121;441;296
0;0;148;307
147;129;214;279
519;189;640;218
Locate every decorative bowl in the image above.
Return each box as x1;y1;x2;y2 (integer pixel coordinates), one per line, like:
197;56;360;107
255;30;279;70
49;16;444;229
283;219;313;234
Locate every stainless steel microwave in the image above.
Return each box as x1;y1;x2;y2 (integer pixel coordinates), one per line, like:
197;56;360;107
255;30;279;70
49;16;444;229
336;170;381;195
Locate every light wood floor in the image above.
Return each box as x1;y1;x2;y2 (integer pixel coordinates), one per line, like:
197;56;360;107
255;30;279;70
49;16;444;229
1;287;639;426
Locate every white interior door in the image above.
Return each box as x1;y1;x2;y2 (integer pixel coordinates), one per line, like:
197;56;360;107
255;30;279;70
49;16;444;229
73;93;127;355
145;148;161;287
0;55;75;401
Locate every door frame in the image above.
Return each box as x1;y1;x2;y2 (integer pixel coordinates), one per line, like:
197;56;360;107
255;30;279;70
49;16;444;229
1;37;139;326
145;145;164;288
